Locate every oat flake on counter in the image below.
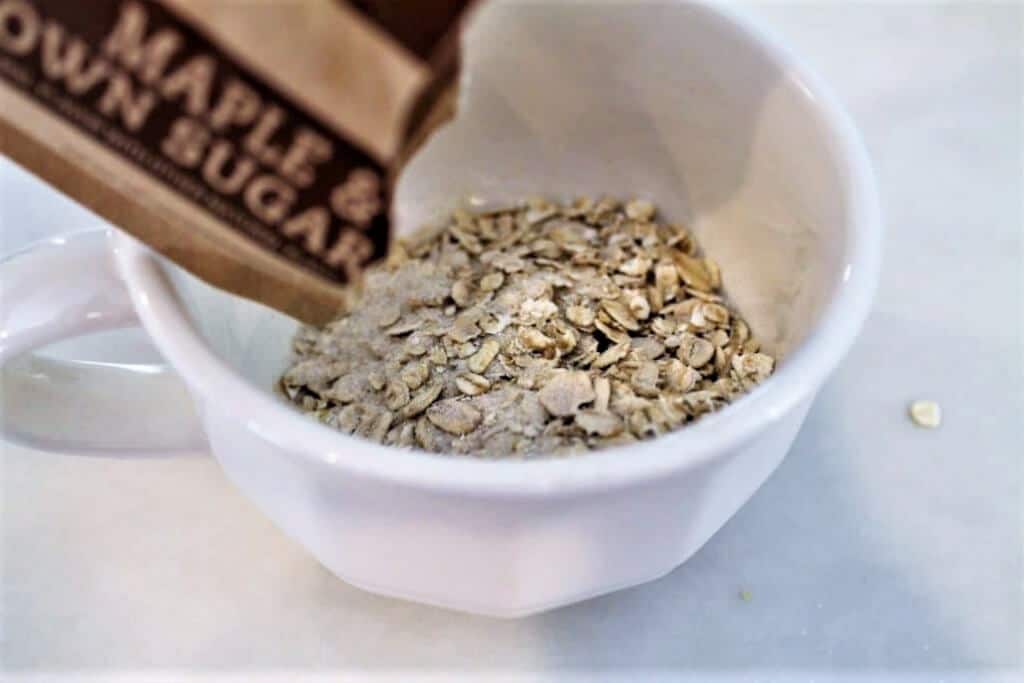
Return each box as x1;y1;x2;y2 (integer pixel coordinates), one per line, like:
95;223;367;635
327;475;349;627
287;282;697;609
908;400;942;429
280;197;775;457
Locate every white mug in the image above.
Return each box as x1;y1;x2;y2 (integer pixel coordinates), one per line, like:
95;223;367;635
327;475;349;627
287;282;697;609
0;1;880;616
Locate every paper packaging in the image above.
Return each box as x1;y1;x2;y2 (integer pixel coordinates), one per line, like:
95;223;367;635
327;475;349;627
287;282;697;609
0;0;472;324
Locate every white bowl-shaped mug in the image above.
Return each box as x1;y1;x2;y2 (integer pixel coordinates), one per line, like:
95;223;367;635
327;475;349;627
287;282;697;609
0;0;880;616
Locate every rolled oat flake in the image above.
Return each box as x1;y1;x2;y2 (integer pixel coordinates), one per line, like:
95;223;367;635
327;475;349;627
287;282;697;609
909;400;941;429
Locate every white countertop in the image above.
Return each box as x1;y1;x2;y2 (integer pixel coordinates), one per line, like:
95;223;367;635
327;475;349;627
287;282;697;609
2;3;1021;681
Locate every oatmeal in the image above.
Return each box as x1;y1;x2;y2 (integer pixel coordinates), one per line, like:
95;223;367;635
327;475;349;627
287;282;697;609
280;197;775;457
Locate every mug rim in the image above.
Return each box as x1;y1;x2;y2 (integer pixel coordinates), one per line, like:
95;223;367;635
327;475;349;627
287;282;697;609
113;1;882;497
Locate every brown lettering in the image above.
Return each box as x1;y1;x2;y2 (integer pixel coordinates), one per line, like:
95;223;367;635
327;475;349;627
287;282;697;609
325;228;373;280
97;71;156;131
244;174;295;225
101;1;181;84
160;54;214;117
282;206;330;254
279;127;332;188
330;168;381;228
208;78;262;132
202;140;256;194
244;104;285;166
161;116;209;168
41;22;110;94
0;0;40;56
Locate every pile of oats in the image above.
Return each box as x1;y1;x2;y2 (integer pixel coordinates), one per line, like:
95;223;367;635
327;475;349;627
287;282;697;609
280;197;775;457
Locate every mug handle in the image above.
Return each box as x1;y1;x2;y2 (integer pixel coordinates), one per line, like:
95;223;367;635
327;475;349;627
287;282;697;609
0;229;206;455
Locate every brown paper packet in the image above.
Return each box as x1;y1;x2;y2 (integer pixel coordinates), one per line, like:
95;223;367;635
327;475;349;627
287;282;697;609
0;0;475;324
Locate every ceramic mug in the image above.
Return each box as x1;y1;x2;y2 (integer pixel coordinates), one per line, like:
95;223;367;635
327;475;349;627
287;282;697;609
0;1;880;616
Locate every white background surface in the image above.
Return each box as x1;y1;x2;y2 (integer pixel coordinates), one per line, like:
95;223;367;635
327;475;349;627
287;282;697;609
1;2;1021;681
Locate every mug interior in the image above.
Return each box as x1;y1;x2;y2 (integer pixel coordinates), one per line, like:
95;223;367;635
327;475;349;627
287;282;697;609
160;0;856;442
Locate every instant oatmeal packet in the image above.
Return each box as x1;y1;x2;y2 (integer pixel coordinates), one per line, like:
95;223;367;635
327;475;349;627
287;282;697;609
0;0;476;324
